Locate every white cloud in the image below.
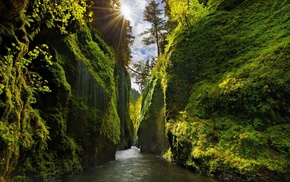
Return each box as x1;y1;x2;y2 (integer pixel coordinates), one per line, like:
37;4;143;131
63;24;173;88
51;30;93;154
120;0;148;25
119;0;165;91
132;45;156;62
133;22;151;48
131;76;140;91
120;0;157;62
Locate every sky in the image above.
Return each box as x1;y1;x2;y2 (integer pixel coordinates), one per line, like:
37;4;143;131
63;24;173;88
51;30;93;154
119;0;165;91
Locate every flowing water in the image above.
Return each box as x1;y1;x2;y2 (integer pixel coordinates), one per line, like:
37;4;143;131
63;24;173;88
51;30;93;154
65;146;217;182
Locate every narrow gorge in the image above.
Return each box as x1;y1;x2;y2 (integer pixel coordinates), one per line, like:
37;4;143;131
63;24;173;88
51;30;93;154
1;0;290;182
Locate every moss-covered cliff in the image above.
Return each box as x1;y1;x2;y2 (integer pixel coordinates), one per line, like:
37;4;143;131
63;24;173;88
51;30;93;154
138;78;168;155
0;0;133;181
139;0;290;181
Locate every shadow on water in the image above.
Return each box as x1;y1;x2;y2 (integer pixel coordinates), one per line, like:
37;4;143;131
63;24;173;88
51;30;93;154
65;146;217;182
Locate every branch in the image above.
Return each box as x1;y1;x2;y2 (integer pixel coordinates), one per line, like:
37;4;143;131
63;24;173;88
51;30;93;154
126;65;151;76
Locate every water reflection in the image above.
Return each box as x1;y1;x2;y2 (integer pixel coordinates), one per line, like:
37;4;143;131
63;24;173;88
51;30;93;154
65;146;217;182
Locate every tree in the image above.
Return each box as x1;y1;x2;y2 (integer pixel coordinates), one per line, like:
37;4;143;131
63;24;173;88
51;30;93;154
165;0;208;34
120;19;135;65
140;0;167;56
130;59;154;92
91;0;135;64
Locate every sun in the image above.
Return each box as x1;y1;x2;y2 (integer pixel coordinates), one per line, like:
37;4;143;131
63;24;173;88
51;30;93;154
120;3;132;20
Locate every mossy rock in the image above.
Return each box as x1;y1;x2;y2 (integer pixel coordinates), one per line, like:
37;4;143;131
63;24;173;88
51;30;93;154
217;0;246;11
138;78;168;155
163;0;290;181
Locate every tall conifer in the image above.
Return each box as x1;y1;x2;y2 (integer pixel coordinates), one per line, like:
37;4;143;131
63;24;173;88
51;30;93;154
140;0;167;56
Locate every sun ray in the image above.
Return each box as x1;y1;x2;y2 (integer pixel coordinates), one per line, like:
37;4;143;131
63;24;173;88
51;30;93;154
120;4;132;20
89;2;133;54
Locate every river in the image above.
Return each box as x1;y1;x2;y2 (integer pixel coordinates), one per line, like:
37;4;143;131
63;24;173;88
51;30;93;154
65;146;217;182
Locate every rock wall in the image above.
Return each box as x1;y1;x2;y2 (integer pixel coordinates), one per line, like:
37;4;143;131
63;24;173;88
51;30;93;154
0;0;133;181
165;0;290;181
137;0;290;181
116;60;134;149
137;78;168;155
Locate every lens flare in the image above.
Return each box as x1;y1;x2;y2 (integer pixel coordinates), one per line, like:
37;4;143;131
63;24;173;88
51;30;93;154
89;1;133;51
120;4;132;20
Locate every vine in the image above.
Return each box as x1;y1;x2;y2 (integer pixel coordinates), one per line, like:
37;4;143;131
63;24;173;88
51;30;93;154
0;43;53;102
30;0;91;33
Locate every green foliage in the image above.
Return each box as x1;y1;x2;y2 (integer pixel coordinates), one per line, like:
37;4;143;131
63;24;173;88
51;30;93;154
23;44;53;66
266;125;290;159
0;122;17;146
130;95;142;144
162;0;290;180
138;77;168;154
166;0;210;33
1;43;52;101
63;23;116;93
100;99;121;145
120;20;135;66
30;0;89;34
0;55;50;179
168;116;290;176
140;0;167;56
22;44;53;95
37;21;121;175
130;59;154;92
150;55;171;99
1;0;129;180
130;88;140;103
217;0;245;11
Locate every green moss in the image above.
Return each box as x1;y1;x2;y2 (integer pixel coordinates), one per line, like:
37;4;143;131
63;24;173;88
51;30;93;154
162;0;290;180
167;116;290;177
130;95;142;144
138;78;168;154
217;0;246;11
1;0;132;180
0;33;51;180
1;15;126;182
100;99;121;145
62;28;115;94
